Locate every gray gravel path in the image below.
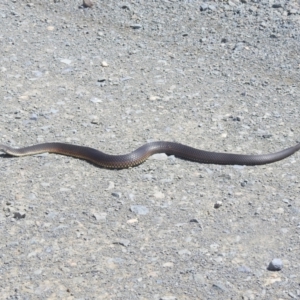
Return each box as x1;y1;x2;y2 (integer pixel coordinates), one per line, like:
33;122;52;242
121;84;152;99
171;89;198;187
0;1;300;299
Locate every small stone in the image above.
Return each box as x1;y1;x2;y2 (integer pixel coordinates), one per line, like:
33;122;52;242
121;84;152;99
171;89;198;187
92;212;107;222
288;9;298;15
160;296;176;300
270;34;279;39
90;97;102;103
60;59;72;65
149;153;168;161
262;134;272;139
13;211;26;219
83;0;93;8
91;117;100;124
148;95;160;101
130;205;149;215
130;24;142;29
120;4;131;10
153;191;165;199
214;201;222;209
212;283;227;292
189;218;199;223
127;218;138;224
232;116;241;121
105;181;115;190
200;4;209;11
142;174;153;180
111;192;122;198
288;291;297;299
163;262;173;268
238;266;252;273
241;180;248;187
101;61;108;67
30;113;38;120
267;258;283;271
34;269;42;275
233;42;244;52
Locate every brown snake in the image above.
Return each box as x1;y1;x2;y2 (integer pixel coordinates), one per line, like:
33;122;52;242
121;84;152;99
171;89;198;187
0;141;299;169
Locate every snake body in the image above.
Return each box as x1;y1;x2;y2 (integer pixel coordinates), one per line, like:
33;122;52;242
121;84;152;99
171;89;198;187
0;141;299;168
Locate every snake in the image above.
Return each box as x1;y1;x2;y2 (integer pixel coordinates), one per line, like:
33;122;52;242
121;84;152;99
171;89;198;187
0;141;299;169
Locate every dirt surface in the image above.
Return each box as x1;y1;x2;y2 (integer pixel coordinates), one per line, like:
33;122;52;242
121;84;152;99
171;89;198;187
0;1;300;299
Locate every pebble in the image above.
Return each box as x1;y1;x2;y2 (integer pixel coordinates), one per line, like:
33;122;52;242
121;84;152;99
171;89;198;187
142;174;153;180
288;292;297;299
90;97;102;103
130;24;142;29
91;117;100;125
288;9;298;14
238;266;252;273
13;211;26;220
130;205;149;215
200;4;209;11
214;201;222;209
111;192;122;198
189;218;199;223
60;59;72;65
267;258;283;271
83;0;93;8
160;296;177;300
212;283;227;292
149;153;168;161
101;61;109;67
92;212;107;222
154;191;165;199
120;4;131;10
30;113;38;120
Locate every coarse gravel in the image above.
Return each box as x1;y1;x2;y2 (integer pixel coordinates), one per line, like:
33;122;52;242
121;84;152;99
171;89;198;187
0;0;300;299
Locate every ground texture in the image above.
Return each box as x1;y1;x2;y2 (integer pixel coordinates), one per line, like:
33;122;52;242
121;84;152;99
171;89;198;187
0;0;300;299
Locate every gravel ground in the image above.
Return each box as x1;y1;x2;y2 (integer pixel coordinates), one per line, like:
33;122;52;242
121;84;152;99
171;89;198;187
0;0;300;299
